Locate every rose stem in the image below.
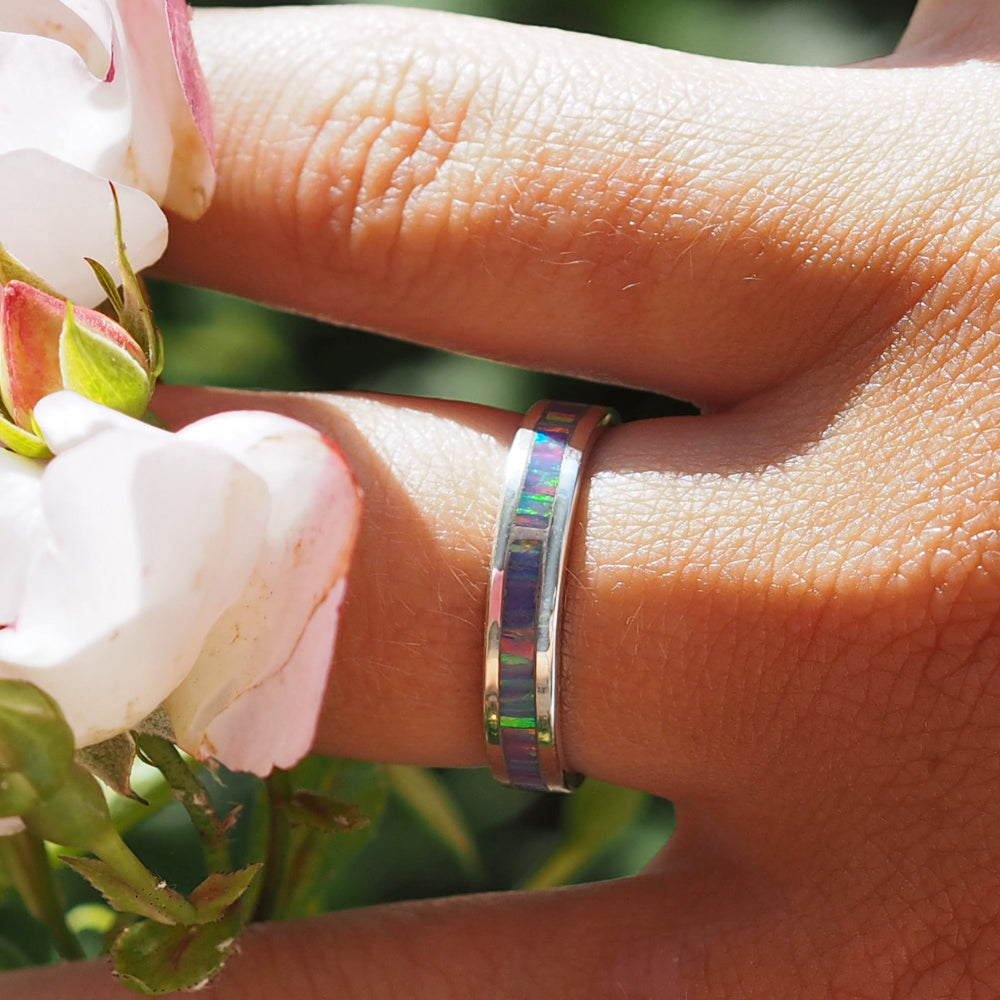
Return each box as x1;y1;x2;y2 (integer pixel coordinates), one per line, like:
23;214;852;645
252;769;294;922
135;735;232;875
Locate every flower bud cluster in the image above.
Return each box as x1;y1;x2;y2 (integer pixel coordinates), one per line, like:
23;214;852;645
0;212;159;457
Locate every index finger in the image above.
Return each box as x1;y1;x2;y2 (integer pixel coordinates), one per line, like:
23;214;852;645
159;5;993;408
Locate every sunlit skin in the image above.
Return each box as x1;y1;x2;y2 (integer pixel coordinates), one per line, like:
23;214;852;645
11;0;1000;995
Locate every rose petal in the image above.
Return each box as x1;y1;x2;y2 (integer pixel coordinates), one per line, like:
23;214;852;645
198;577;349;777
0;0;215;237
30;385;145;453
164;411;362;775
0;450;45;623
163;0;216;215
0;0;113;78
0;393;269;747
0;151;167;306
0;23;132;179
116;0;215;218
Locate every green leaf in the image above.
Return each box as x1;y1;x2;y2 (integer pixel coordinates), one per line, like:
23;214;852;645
258;759;388;920
0;843;10;897
84;257;124;316
386;765;482;880
61;855;192;926
59;301;151;417
112;905;245;995
76;732;142;801
23;764;116;852
107;185;160;375
519;780;648;890
189;866;261;924
0;680;75;815
36;765;199;928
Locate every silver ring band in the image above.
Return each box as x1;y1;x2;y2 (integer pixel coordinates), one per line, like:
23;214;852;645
484;401;617;792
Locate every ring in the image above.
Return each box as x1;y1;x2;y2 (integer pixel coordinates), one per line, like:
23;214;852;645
484;400;618;792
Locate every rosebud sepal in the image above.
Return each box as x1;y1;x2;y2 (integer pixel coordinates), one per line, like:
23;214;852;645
0;410;47;458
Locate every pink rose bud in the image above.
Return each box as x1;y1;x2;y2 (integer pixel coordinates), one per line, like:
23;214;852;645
0;281;151;442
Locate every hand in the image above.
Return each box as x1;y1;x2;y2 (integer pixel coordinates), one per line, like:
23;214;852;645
12;1;1000;995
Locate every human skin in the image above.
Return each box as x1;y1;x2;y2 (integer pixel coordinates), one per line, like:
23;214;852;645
10;0;1000;996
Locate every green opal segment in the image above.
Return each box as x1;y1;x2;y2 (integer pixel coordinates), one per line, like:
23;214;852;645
499;716;537;729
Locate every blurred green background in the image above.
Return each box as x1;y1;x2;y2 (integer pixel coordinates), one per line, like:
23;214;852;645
161;0;917;913
1;0;919;967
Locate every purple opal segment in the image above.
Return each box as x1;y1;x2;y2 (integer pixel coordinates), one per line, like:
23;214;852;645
499;668;535;711
499;675;535;703
499;697;536;722
532;434;566;466
501;726;542;788
501;727;538;754
501;539;541;631
515;490;555;528
500;736;543;788
506;758;545;788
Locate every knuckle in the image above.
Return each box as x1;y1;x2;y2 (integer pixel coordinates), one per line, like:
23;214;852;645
289;39;484;292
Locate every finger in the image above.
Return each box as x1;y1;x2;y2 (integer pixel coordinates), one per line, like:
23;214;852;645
149;291;1000;983
0;860;927;1000
893;0;1000;60
153;348;1000;845
160;6;998;407
154;386;513;772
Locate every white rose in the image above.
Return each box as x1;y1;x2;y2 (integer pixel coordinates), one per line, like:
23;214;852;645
0;0;215;305
0;391;361;777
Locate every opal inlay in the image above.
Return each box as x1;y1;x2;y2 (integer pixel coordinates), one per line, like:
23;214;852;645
495;402;590;791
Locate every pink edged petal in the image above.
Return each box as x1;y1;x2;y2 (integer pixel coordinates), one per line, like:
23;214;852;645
164;0;216;190
0;151;167;306
0;2;214;224
164;412;362;776
0;450;45;624
116;0;215;219
197;579;348;776
0;393;269;748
